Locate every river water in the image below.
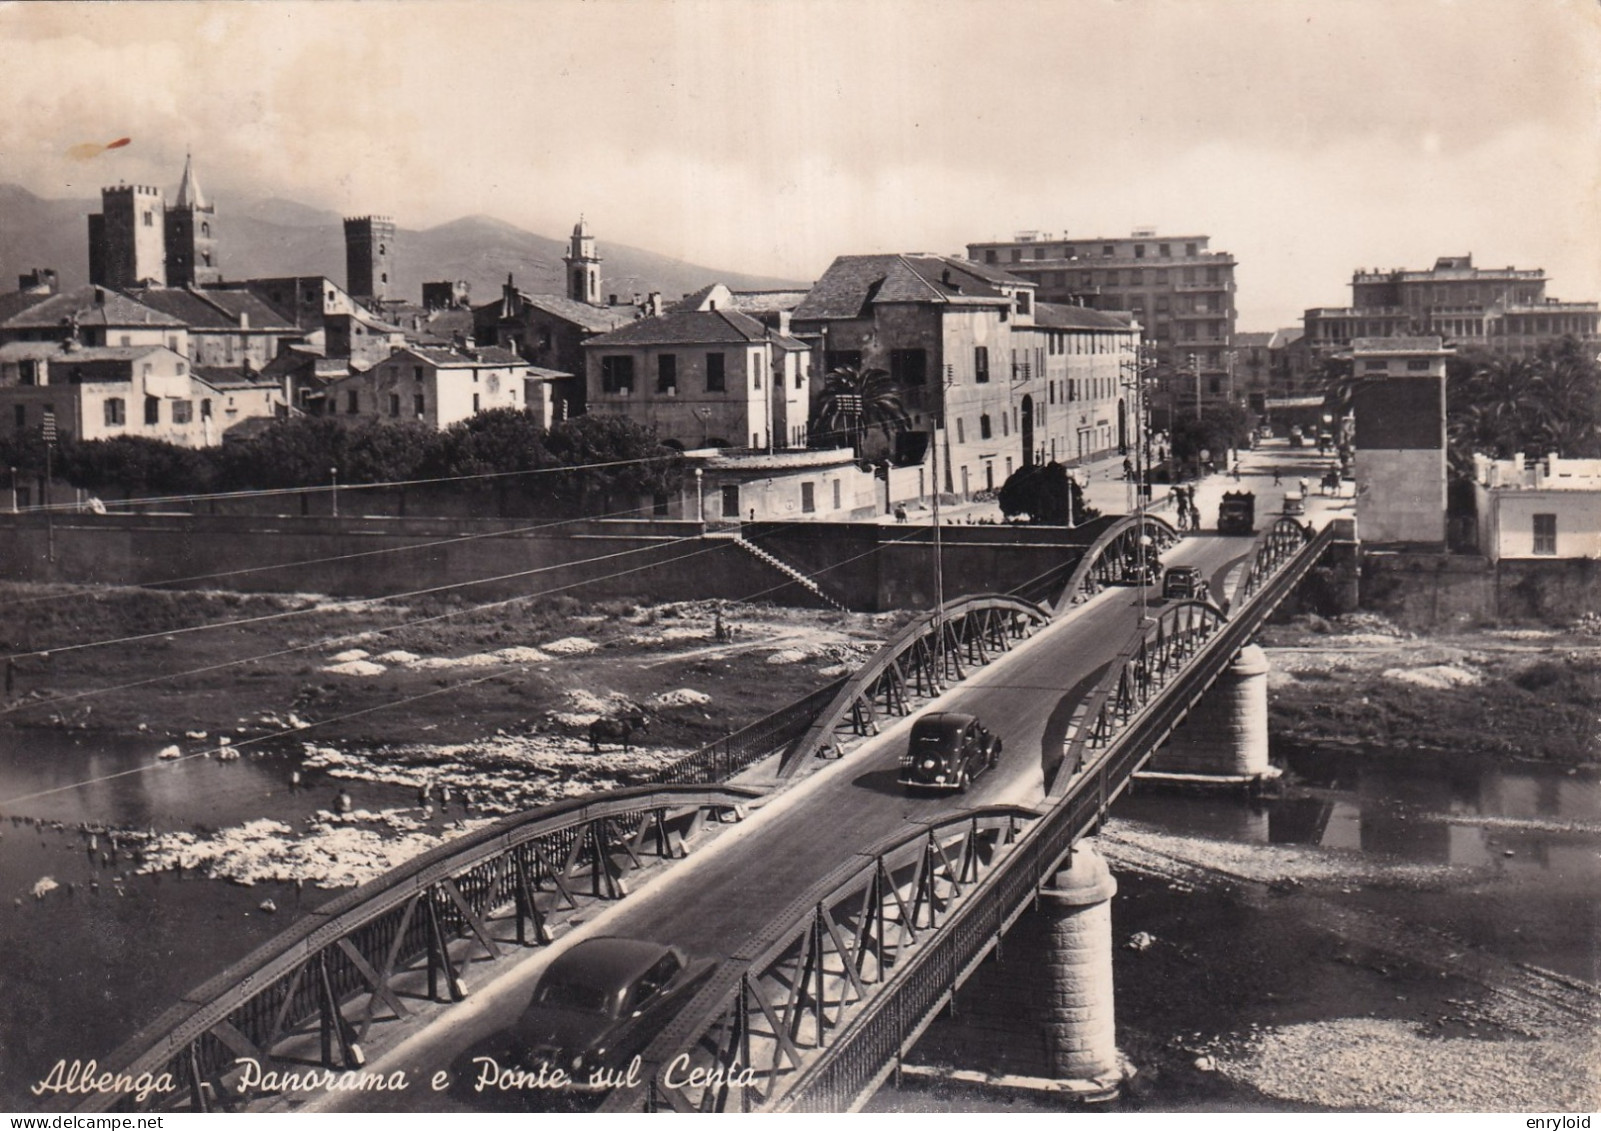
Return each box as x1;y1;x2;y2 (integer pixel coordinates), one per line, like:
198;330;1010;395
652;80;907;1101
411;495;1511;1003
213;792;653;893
0;729;429;1106
2;730;1596;1110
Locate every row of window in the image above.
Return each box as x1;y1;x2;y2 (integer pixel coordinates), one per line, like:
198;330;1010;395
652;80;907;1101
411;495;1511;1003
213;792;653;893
602;352;794;396
102;396;211;426
1363;359;1435;372
987;241;1204;264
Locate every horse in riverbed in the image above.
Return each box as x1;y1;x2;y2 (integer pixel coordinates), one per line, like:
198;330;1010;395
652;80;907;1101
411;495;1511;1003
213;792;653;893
588;713;650;753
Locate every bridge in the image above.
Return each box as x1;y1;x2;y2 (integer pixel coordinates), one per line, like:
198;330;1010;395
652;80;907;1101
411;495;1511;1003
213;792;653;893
74;513;1339;1115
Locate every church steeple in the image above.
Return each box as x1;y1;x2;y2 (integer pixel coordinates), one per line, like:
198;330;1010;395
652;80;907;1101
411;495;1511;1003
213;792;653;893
174;152;207;211
165;153;219;287
563;216;601;305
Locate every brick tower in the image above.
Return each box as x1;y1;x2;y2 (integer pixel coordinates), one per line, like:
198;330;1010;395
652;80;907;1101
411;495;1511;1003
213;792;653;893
344;215;396;308
88;184;167;288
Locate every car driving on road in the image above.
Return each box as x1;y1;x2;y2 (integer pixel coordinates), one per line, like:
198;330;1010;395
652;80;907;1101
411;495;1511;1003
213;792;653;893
506;936;711;1090
899;711;1002;793
1161;565;1210;602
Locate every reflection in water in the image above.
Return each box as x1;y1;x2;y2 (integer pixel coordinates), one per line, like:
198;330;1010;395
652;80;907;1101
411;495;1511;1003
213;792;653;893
1122;748;1601;877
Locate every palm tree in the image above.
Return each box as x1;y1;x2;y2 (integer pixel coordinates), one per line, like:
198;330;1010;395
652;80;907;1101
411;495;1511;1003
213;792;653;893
810;365;911;458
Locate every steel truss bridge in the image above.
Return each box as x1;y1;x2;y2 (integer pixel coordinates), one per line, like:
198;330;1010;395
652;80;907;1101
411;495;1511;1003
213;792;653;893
76;515;1334;1114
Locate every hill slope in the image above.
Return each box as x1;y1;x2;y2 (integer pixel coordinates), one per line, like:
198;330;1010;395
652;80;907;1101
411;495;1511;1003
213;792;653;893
0;184;803;304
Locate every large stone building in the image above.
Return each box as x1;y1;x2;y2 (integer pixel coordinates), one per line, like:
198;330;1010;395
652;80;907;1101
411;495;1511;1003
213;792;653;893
0;340;284;447
583;305;811;452
319;344;548;429
964;229;1238;420
792;253;1137;502
1304;255;1600;358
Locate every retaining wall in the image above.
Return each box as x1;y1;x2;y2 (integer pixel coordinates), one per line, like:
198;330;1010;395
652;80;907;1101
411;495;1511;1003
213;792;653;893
1360;551;1601;628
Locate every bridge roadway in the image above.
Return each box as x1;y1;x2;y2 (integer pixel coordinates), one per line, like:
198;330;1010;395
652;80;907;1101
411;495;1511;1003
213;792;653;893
319;533;1254;1113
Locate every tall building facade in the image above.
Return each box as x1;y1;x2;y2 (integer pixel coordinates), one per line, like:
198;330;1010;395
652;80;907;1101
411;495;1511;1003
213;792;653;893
343;215;396;308
1304;255;1599;358
164;155;220;288
965;229;1238;419
1350;336;1451;547
563;218;602;305
88;184;168;289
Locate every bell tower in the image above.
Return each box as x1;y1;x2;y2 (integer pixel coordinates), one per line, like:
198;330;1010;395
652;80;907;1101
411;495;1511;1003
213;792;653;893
563;216;601;306
165;153;220;287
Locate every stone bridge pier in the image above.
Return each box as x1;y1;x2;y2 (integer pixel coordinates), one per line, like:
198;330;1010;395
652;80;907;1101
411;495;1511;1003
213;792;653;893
1038;846;1124;1091
1143;643;1279;786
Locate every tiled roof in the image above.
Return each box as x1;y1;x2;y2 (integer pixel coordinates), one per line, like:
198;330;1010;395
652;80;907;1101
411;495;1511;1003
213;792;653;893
192;365;281;389
512;292;637;333
123;287;296;331
193;289;298;330
0;291;50;325
0;341;167;363
0;286;184;329
1234;331;1274;349
793;254;1025;320
728;290;811;314
1033;302;1134;330
402;345;527;368
585;309;773;348
1268;327;1305;349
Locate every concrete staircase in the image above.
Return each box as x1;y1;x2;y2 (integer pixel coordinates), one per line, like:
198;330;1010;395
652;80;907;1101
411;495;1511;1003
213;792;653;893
726;532;848;611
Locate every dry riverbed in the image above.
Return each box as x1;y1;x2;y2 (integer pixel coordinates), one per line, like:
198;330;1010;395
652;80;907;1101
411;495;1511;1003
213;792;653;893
1262;611;1601;766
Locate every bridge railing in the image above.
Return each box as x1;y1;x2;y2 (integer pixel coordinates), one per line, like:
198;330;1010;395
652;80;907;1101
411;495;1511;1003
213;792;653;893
76;785;759;1113
1230;516;1321;613
778;594;1052;778
1051;513;1179;615
604;516;1339;1113
1049;599;1227;796
651;677;850;785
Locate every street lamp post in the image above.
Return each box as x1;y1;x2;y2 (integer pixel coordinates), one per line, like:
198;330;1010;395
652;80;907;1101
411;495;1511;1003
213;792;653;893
330;467;339;517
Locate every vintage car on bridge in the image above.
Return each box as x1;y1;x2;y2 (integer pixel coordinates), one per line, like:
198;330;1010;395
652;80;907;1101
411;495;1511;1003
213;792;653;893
899;711;1002;793
1161;565;1210;602
506;936;712;1091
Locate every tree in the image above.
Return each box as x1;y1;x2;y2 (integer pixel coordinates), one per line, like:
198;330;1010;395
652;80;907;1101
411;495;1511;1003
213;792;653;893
997;461;1099;525
542;413;683;515
1169;401;1253;467
809;365;911;459
61;436;214;498
1445;337;1601;476
214;416;352;491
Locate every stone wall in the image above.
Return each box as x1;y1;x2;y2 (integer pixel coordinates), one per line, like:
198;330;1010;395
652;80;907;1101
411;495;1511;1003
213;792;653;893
1360;551;1601;627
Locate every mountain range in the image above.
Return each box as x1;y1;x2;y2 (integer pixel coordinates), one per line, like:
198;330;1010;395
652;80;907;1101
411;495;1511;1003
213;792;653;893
0;184;804;306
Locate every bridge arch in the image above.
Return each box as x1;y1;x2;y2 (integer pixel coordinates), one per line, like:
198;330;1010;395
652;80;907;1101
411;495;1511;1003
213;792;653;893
778;594;1052;777
1052;512;1179;614
73;786;759;1113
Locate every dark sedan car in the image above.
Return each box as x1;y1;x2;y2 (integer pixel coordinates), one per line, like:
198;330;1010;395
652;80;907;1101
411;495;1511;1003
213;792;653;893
507;936;710;1090
1161;565;1210;602
899;711;1002;793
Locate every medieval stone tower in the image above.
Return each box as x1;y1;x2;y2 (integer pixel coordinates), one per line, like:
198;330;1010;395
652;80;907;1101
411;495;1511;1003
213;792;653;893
344;215;396;308
88;184;167;288
563;217;601;305
164;154;220;287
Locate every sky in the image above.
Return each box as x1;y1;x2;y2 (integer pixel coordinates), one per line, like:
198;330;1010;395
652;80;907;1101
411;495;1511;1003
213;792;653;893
0;0;1597;330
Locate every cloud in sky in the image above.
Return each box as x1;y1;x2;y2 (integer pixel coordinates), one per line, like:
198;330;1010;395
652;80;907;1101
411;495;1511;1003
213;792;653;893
0;0;1595;328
